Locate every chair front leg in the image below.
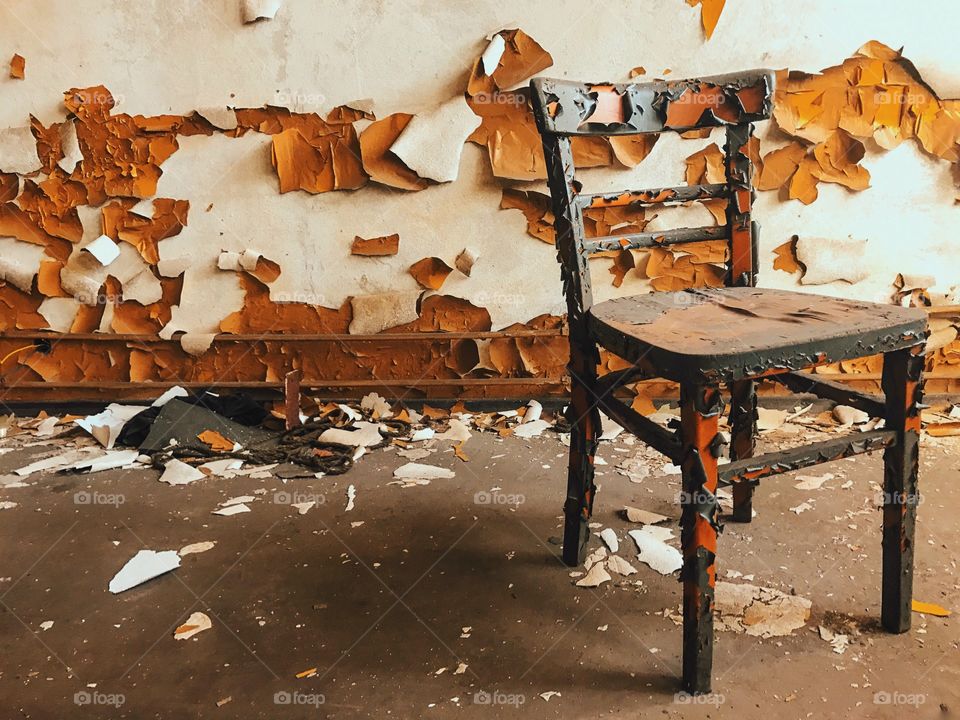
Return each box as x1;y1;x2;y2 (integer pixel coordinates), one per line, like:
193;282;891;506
880;345;924;633
728;379;757;522
562;344;601;567
679;381;722;695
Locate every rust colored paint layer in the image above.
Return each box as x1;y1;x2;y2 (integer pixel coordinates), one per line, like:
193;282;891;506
467;29;554;98
0;202;72;261
102;199;189;264
408;257;453;290
772;236;802;274
393;295;493;333
0;173;18;203
500;187;655;251
326;103;375;124
679;381;721;694
9;53;25;80
351;234;399;256
0;325;566;402
109;275;181;334
221;274;352;334
685;0;726;40
468;88;618;181
0;285;46;331
271;126;367;194
765;42;960;204
684;144;725;185
358;114;429;191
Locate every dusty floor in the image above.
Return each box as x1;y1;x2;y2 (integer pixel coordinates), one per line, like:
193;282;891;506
1;415;958;719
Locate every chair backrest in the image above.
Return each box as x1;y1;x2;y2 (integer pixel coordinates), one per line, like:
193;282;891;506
529;70;775;334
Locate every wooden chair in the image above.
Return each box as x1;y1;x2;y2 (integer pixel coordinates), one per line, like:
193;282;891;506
530;70;928;695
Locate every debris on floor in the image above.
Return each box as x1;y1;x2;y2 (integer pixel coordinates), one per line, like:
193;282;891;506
0;382;957;716
605;555;638;576
600;527;619;553
716;582;811;637
790;501;814;514
0;390;698;499
818;625;850;654
576;562;612;588
76;404;146;448
664;581;812;638
139;397;271;454
213;496;254;516
912;600;951;617
832;404;870;426
393;462;455;481
794;472;834;490
628;526;683;575
623;506;668;524
159;459;206;486
174;612;212;640
178;541;216;557
757;407;790;432
109;549;181;594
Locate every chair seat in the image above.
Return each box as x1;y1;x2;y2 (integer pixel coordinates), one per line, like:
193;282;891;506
588;287;928;383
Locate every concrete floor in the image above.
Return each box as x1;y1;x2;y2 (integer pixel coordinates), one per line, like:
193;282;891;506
0;424;958;719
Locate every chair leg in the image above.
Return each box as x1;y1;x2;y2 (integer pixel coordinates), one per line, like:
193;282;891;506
728;379;757;523
880;346;924;633
679;381;722;695
562;354;601;567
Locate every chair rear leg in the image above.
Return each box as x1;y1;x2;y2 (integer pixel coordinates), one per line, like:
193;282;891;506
728;379;757;522
679;382;722;695
562;353;601;567
880;346;924;633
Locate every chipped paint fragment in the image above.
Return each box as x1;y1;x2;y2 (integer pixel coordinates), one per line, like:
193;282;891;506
389;97;481;183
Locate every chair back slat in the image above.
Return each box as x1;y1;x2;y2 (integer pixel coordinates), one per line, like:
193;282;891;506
530;71;774;136
531;69;774;319
585;226;726;255
578;183;728;210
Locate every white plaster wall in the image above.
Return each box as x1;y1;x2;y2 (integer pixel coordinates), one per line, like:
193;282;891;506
2;0;958;332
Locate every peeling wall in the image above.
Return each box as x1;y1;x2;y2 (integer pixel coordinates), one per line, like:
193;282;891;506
1;0;959;400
